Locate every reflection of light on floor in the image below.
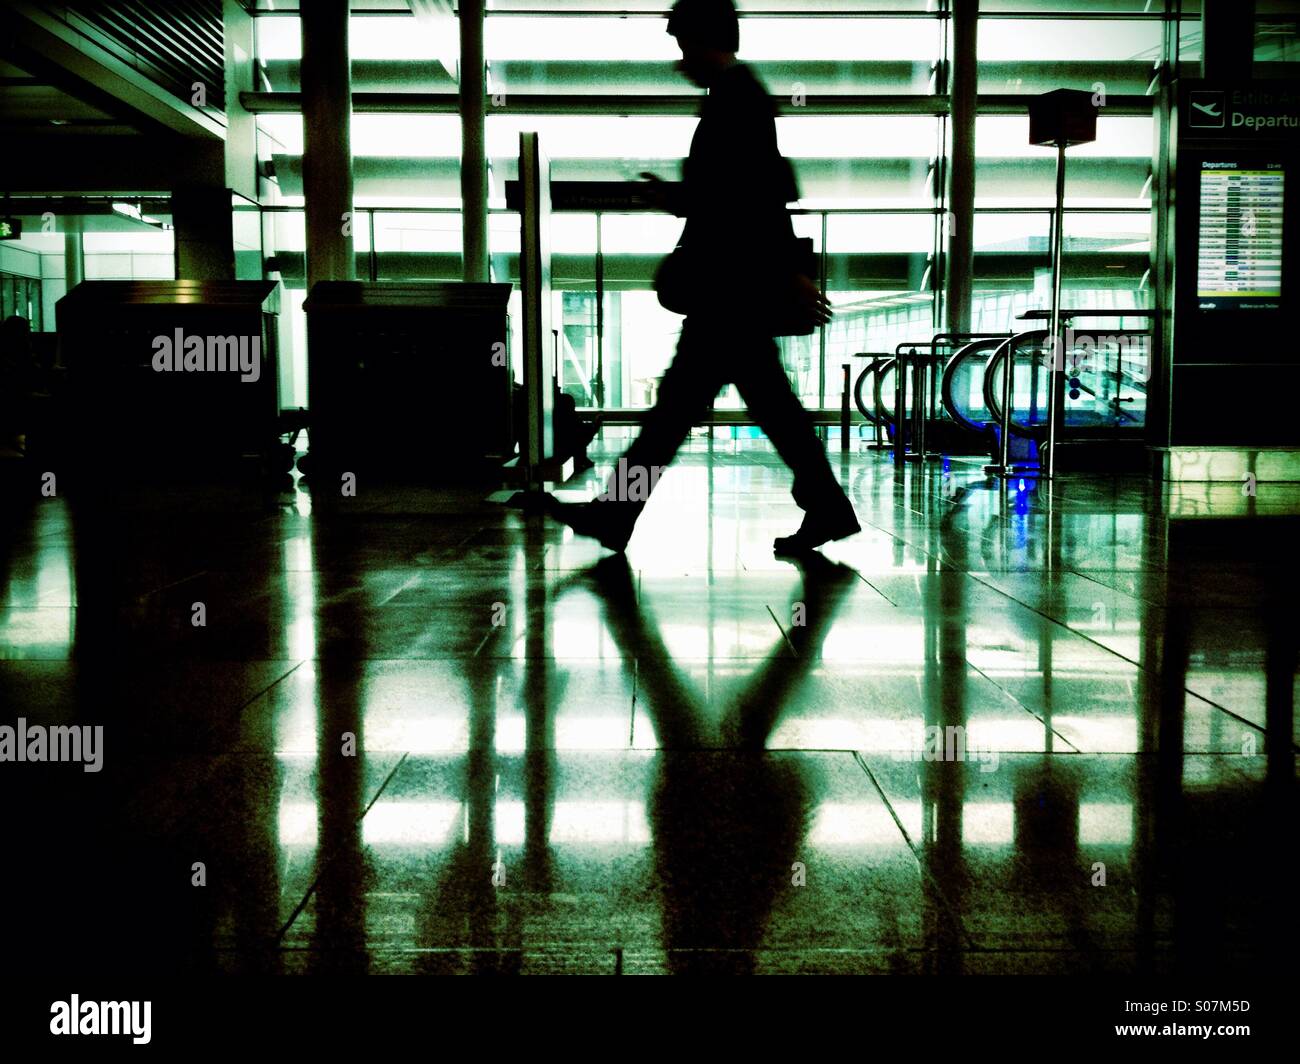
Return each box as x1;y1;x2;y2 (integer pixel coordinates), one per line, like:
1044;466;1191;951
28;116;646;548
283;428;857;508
1078;802;1133;845
36;539;74;606
962;802;1014;843
366;801;463;845
766;718;907;750
0;609;73;656
1055;717;1138;752
803;800;1135;849
364;717;468;753
822;626;925;662
274;721;319;751
660;621;790;658
547;801;651;844
495;715;628;753
966;649;1137;677
282;532;316;658
1;514;74;655
810;803;909;845
280;800;656;848
542;614;618;659
278;800;462;846
278;801;318;846
278;796;1137;850
634;716;1074;753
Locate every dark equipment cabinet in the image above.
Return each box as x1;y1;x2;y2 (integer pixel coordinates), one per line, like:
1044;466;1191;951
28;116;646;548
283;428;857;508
303;281;513;483
55;280;281;479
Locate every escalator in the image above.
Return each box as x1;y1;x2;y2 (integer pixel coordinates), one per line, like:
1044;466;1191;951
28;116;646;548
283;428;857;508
981;329;1149;439
938;326;1150;470
858;324;1150;469
858;335;1008;455
940;335;1017;436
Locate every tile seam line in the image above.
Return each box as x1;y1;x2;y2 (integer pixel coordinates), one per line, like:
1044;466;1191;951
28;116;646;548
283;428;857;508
850;749;976;951
962;656;1082;754
964;571;1296;750
274;750;411;944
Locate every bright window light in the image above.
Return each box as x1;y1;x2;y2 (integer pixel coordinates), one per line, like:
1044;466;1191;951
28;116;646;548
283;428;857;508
353;115;461;157
600;213;685;254
256;17;300;61
256;16;449;62
827;214;935;253
258;114;461;157
975;116;1154;158
487;15;678;62
81;232;174;253
778;117;938;159
979;19;1162;63
257;114;303;154
484;16;940;63
372;214;462;253
741;18;940;62
973;213;1049;249
488;115;695;159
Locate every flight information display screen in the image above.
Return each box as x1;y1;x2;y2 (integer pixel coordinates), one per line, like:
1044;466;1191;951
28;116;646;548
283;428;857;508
1197;161;1285;310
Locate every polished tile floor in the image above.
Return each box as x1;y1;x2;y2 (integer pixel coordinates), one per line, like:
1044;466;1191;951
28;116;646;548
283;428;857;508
1;432;1296;975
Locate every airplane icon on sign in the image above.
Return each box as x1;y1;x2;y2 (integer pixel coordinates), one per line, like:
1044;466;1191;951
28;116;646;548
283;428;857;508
1189;91;1227;128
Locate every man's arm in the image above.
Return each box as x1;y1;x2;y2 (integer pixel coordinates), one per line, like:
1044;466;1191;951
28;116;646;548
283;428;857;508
638;172;688;217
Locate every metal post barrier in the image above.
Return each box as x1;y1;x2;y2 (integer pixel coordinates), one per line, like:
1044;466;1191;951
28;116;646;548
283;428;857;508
912;348;927;461
1043;140;1068;480
983;331;1045;477
871;358;885;449
998;338;1015;469
840;363;851;454
893;349;907;469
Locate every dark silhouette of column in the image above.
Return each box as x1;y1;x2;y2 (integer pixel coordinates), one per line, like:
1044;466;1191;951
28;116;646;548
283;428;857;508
173;185;236;279
300;0;355;289
944;0;978;334
459;0;489;282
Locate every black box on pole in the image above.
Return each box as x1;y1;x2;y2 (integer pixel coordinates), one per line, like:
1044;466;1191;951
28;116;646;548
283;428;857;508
1028;88;1098;147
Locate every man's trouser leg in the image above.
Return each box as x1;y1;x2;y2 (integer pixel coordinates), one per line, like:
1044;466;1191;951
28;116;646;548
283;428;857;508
593;320;724;534
733;339;853;516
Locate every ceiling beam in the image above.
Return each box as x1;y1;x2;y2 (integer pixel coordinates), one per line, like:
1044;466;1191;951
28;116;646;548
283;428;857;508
1;1;226;140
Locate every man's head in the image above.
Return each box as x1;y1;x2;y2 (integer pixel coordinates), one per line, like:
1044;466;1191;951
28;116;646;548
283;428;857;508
667;0;739;88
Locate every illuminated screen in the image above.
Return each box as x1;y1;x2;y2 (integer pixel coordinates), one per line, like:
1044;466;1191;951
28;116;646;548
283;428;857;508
1197;161;1284;310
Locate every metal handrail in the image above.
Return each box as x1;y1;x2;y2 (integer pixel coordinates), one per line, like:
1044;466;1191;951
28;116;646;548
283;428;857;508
1017;308;1156;321
983;329;1057;473
874;333;1014;464
939;335;1016;434
984;327;1152;441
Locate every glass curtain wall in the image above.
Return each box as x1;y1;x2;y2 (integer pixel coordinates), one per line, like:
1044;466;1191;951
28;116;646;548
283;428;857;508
0;211;174;334
248;2;1211;417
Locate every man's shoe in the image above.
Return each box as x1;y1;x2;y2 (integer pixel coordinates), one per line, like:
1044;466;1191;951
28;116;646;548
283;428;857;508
773;507;860;555
547;498;634;553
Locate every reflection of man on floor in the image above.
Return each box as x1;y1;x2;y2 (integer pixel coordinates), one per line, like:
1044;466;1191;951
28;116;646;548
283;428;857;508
549;0;860;555
578;553;859;972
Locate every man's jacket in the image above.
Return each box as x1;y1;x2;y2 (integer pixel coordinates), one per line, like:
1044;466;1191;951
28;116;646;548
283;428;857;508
672;62;801;303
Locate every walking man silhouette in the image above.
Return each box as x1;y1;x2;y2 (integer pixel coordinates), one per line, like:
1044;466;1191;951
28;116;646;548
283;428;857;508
549;0;860;555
